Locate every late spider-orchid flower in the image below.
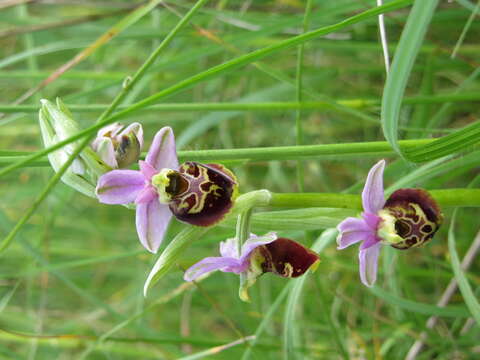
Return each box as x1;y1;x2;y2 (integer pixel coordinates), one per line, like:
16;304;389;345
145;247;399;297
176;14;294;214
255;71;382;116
96;127;178;253
184;233;320;301
336;160;443;287
91;122;143;169
96;127;238;253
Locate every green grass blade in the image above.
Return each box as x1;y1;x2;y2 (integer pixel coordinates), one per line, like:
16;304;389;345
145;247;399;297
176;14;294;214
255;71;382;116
283;229;337;360
405;120;480;162
381;0;439;156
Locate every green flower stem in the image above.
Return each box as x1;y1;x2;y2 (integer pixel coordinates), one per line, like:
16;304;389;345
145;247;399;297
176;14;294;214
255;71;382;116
269;189;480;209
2;92;480;113
270;193;362;210
428;189;480;208
237;209;252;301
179;139;435;162
0;139;446;168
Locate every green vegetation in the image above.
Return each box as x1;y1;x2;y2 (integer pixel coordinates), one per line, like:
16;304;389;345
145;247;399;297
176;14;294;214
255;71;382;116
0;0;478;359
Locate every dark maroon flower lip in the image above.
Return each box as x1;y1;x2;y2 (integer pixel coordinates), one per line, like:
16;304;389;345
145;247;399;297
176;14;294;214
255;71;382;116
383;188;443;250
259;237;320;278
184;233;320;301
168;162;239;227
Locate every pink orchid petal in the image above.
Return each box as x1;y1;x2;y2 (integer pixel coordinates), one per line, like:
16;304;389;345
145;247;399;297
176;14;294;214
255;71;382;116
146;127;179;171
136;200;172;253
360;234;380;250
362;160;386;214
135;186;157;204
119;122;144;149
240;232;277;265
359;242;381;287
184;257;241;281
96;122;123;139
362;211;381;230
220;238;239;258
338;217;372;233
139;160;157;181
337;231;371;250
96;170;145;204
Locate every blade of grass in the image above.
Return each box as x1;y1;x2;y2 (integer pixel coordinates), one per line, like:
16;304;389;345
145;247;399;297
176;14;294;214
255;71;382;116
178;336;255;360
283;229;337;360
0;8;132;39
405;119;480;162
451;0;480;58
381;0;439;156
294;0;313;193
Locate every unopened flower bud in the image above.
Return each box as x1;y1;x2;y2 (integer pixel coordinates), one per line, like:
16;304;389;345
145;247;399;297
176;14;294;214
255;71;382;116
91;122;143;169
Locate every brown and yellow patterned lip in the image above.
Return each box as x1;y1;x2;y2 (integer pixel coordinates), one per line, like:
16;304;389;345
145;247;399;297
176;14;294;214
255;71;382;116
383;188;443;250
258;238;320;278
168;162;238;227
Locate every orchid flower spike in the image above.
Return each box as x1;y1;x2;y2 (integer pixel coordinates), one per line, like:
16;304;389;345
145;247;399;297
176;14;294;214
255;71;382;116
336;160;443;287
96;127;238;253
91;122;143;169
184;233;320;301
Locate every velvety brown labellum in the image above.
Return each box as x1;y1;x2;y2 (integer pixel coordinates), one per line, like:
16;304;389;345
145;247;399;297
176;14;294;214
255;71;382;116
258;238;320;278
168;162;238;226
384;188;443;250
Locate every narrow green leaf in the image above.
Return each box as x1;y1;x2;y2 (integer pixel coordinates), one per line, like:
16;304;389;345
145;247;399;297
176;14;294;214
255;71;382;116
283;229;337;360
405;120;480;162
381;0;439;156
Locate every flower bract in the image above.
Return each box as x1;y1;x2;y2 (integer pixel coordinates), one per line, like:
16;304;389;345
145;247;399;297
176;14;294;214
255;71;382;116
39;98;109;198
